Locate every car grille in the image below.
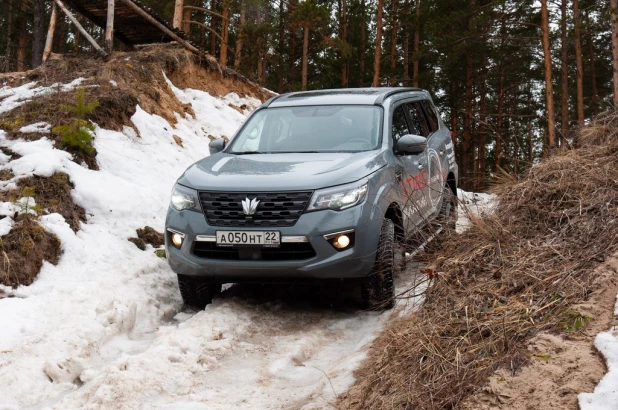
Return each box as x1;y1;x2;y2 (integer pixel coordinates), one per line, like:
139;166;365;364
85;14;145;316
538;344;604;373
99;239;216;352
193;242;317;261
198;191;313;227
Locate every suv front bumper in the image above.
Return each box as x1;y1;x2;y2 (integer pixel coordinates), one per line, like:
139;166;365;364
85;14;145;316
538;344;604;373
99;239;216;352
164;202;382;282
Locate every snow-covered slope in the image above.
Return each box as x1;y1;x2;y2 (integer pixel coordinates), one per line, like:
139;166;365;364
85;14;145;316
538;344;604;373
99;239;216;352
0;78;258;408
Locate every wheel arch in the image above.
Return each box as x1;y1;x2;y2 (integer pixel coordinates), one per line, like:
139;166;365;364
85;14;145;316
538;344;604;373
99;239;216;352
446;171;457;196
384;202;404;241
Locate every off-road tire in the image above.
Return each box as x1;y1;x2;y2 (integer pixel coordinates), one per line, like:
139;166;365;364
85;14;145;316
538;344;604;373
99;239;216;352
361;219;396;310
437;184;457;233
177;275;221;308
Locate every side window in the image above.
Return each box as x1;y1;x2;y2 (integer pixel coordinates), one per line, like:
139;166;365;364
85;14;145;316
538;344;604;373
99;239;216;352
405;102;429;137
392;106;410;144
420;100;439;133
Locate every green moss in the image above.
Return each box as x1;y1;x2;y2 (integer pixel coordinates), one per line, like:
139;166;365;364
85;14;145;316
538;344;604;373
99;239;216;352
154;249;166;258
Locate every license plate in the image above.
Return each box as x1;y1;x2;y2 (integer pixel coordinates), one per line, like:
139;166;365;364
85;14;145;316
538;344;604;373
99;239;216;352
216;231;280;247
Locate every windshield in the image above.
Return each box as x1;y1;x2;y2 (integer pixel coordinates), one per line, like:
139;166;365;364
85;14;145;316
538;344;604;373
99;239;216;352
228;105;383;154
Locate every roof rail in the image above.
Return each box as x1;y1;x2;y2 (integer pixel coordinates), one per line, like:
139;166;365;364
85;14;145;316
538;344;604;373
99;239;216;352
261;94;283;108
373;87;424;105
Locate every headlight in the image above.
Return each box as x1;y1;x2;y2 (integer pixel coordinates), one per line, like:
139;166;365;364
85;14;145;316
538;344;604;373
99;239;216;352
170;184;201;212
307;180;368;211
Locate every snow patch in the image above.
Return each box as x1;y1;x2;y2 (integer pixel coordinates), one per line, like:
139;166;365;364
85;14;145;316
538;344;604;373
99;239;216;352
19;122;51;134
578;327;618;409
456;189;497;233
0;79;85;114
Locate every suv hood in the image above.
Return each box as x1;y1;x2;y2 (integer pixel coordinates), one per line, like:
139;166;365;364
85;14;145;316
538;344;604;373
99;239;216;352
178;151;387;191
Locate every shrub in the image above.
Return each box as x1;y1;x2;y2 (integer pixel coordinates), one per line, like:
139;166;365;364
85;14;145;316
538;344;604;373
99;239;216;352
52;88;99;155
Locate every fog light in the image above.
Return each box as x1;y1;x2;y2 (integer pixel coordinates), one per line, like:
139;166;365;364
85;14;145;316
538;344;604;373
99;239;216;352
172;233;183;247
333;234;351;249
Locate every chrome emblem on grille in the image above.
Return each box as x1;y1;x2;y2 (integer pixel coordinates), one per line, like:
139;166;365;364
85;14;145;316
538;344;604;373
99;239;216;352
241;197;260;216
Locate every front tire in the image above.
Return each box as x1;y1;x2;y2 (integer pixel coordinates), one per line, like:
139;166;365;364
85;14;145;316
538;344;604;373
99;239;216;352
361;219;396;310
177;275;221;308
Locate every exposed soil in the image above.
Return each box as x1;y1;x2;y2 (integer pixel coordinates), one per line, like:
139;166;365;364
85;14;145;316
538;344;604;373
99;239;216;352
463;255;618;410
17;173;86;232
129;226;164;250
0;215;61;287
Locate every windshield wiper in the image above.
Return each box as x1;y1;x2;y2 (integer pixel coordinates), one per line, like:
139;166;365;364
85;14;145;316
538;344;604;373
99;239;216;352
231;151;271;155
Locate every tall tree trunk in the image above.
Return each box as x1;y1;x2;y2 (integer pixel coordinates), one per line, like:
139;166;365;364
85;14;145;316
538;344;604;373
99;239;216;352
32;0;47;68
73;15;81;54
339;0;348;86
373;0;384;87
5;0;13;68
182;2;192;36
478;63;487;190
389;0;398;85
412;0;420;87
573;0;584;125
173;0;184;29
541;0;556;149
528;121;533;163
210;0;217;56
612;0;618;107
219;0;229;67
586;11;598;116
301;25;309;90
17;0;28;71
560;0;568;143
259;4;268;84
288;0;297;88
495;65;504;172
359;0;366;86
277;0;283;92
235;1;245;69
54;12;66;53
449;81;457;145
462;0;473;188
403;0;409;84
256;8;263;83
463;52;472;187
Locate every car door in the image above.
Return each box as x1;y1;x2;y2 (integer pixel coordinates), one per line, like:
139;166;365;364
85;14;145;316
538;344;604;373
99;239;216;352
391;103;427;230
403;101;432;224
419;99;448;219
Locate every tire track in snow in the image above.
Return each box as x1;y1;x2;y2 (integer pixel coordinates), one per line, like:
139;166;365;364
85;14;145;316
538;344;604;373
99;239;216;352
49;263;425;410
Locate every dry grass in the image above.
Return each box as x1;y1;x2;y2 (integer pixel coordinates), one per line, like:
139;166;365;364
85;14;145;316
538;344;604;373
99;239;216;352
0;215;61;287
339;112;618;409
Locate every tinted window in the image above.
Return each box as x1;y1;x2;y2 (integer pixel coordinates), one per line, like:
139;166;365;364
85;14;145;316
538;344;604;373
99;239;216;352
392;106;409;143
405;102;429;137
420;100;439;133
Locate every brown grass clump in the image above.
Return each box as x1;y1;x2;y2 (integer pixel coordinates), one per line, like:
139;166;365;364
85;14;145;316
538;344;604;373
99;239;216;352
340;112;618;409
0;215;61;287
17;173;86;232
129;226;164;250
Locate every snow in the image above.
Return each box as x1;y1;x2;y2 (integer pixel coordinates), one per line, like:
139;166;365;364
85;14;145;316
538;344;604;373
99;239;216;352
456;189;497;233
0;79;85;114
19;122;51;134
578;327;618;409
0;76;419;410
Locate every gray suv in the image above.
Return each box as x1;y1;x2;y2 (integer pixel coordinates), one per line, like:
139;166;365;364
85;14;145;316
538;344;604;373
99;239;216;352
165;88;458;309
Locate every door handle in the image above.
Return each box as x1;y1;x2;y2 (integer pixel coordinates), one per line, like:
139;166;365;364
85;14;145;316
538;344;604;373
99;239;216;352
418;164;424;170
439;150;445;156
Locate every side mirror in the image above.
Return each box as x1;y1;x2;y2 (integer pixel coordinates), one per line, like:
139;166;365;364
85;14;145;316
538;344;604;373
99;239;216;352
396;134;427;155
209;138;226;155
